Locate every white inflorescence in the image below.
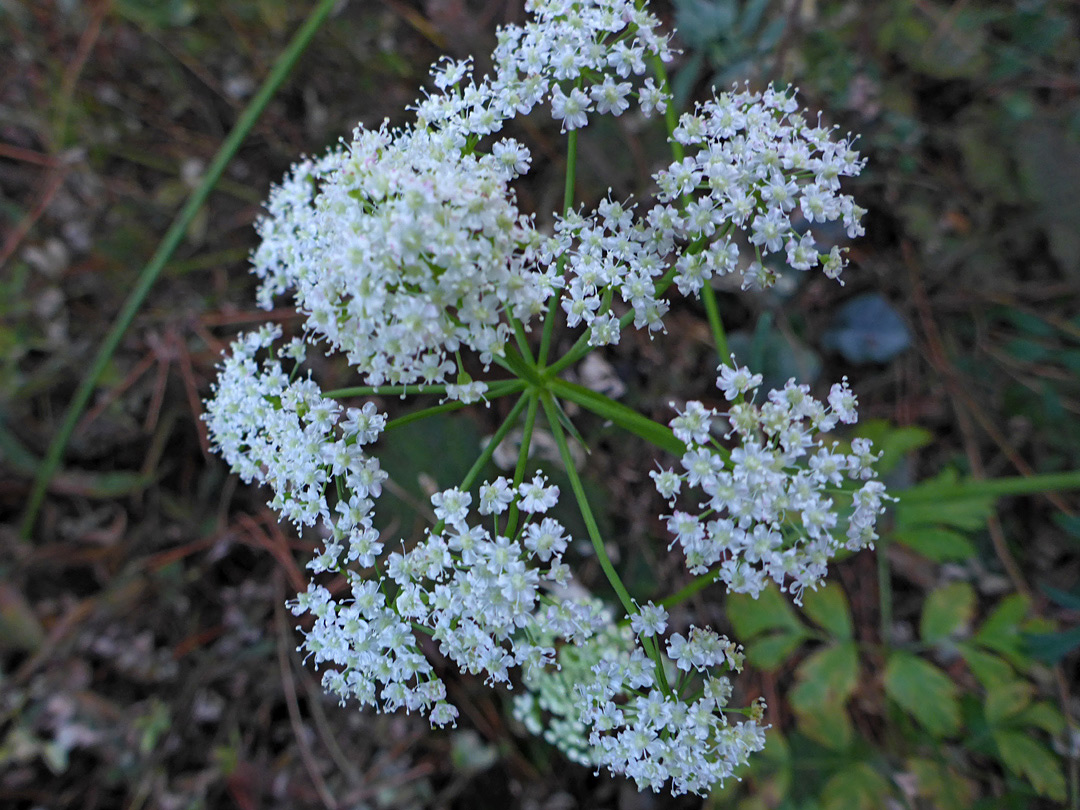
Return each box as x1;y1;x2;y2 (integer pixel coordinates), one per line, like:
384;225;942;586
659;364;888;604
203;0;884;797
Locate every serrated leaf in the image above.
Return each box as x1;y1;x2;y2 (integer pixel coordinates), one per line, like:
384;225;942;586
958;643;1016;690
820;763;892;810
791;642;860;708
891;527;977;561
992;729;1067;801
920;581;976;644
906;757;974;810
985;681;1033;726
801;585;853;639
1016;701;1066;736
744;630;807;671
728;583;804;638
974;593;1031;662
793;699;853;751
884;651;961;737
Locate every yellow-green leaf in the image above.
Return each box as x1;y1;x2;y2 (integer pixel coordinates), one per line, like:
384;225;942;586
883;651;960;737
958;642;1015;690
744;630;807;671
1016;701;1067;736
820;763;892;810
791;642;860;707
992;729;1067;801
793;699;853;751
985;681;1033;726
891;527;976;561
906;757;973;810
801;584;853;639
920;581;976;644
728;583;804;638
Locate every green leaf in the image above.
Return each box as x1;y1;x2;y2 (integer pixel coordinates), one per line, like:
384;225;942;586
985;681;1033;726
958;643;1016;690
820;763;892;810
906;758;973;810
1015;701;1066;736
793;699;853;751
920;581;976;644
891;527;977;561
853;420;933;475
744;630;808;671
801;585;853;640
884;651;961;737
791;642;860;708
1022;625;1080;664
895;497;994;531
727;584;804;638
974;593;1031;662
992;729;1067;801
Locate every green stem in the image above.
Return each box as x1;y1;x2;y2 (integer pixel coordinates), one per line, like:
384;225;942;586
510;316;536;365
503;390;541;539
19;0;341;539
431;393;531;536
540;391;673;695
386;400;477;432
895;470;1080;503
658;568;722;610
540;393;634;616
324;379;526;399
537;128;578;368
700;283;730;362
548;376;686;458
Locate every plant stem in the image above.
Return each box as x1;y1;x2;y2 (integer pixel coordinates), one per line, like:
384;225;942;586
548;376;686;457
324;379;526;399
658;568;722;610
700;283;730;362
540;391;673;695
538;128;578;368
540;393;634;616
20;0;341;539
503;390;541;539
431;392;531;536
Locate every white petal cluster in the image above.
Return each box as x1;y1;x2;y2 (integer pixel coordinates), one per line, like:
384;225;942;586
552;85;866;347
490;0;673;132
657;364;889;603
514;613;767;796
288;478;608;728
660;85;866;291
251;125;556;397
202;0;883;796
203;325;387;531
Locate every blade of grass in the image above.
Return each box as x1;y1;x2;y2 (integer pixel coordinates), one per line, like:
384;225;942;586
20;0;341;539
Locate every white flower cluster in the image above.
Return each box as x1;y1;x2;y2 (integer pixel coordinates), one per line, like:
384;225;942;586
202;324;387;530
490;0;673;132
515;607;767;795
288;474;615;729
551;84;866;348
251;124;558;394
202;0;885;796
661;85;866;291
656;363;888;603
